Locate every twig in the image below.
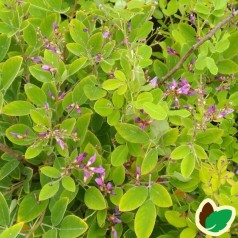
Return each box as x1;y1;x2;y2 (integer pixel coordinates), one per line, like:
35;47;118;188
0;143;35;168
70;0;78;19
159;10;238;86
25;210;46;238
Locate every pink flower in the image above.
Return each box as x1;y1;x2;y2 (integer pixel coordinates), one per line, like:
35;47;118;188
56;138;65;150
150;76;158;86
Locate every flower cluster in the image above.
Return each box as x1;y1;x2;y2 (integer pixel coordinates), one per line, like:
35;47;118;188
205;104;234;121
74;153;105;182
134;117;153;130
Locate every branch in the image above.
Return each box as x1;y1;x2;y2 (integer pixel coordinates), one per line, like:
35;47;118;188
0;143;35;168
158;10;238;86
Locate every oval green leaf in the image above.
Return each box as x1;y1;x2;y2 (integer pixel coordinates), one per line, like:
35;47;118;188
115;123;150;144
135;200;156;238
119;186;148;212
84;187;107;210
150;184;172;207
59;215;88;238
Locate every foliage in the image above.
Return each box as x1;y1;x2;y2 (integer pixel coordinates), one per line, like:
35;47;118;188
0;0;238;237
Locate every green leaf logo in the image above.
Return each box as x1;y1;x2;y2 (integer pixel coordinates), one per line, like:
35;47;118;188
195;198;236;236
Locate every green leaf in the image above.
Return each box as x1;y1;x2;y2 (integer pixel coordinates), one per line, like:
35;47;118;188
51;197;69;226
170;145;191;160
68;57;87;76
181;154;195;178
2;101;35;116
150;184;172;207
214;0;227;10
59;215;88;238
0;222;24;238
162;128;178;145
62;176;76;192
75;113;91;145
84;84;107;100
1;56;23;91
136;21;153;39
206;57;218;75
102;79;122;90
115;123;150;144
60;118;76;134
23;23;37;45
119;186;148;211
143;102;167;120
180;228;197;238
39;181;60;201
73;75;96;105
18;192;48;222
0;160;20;180
135;92;153;109
141;149;158;175
84;187;107;210
40;166;61;179
217;60;238;74
111;145;128;167
165;211;187;228
196;128;223;144
29;65;53;83
25;144;43;159
97;210;107;228
224;32;238;58
134;200;156;238
0;192;10;226
194;144;207;159
88;32;103;55
6;124;36;146
94;98;113;116
195;2;210;14
43;229;57;238
24;84;47;106
69;19;88;45
205;210;233;232
0;34;11;62
169;110;191;118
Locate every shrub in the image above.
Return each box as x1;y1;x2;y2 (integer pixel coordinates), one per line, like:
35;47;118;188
0;0;238;237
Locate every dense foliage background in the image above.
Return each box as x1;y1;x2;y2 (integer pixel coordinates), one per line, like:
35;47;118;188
0;0;238;237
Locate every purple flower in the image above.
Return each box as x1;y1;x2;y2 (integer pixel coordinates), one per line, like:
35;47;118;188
134;117;141;123
49;45;57;53
167;79;177;90
103;31;110;39
75;153;87;163
48;90;55;100
111;216;121;224
150;76;158;86
167;46;180;57
111;227;117;238
90;166;105;174
216;108;234;119
75;105;81;114
31;57;42;63
39;132;47;137
190;13;195;25
83;170;91;182
95;177;104;187
207;105;216;114
10;132;23;139
58;92;66;99
66;103;75;111
42;65;52;72
56;138;65;150
53;22;58;31
45;102;50;110
87;154;96;166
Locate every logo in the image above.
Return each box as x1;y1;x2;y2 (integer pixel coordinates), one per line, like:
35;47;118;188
195;198;236;237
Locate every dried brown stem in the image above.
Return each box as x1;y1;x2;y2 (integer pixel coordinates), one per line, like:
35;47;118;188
158;10;238;86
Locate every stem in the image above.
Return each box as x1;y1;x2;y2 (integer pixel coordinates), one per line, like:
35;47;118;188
70;0;78;19
158;10;238;86
25;210;46;238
